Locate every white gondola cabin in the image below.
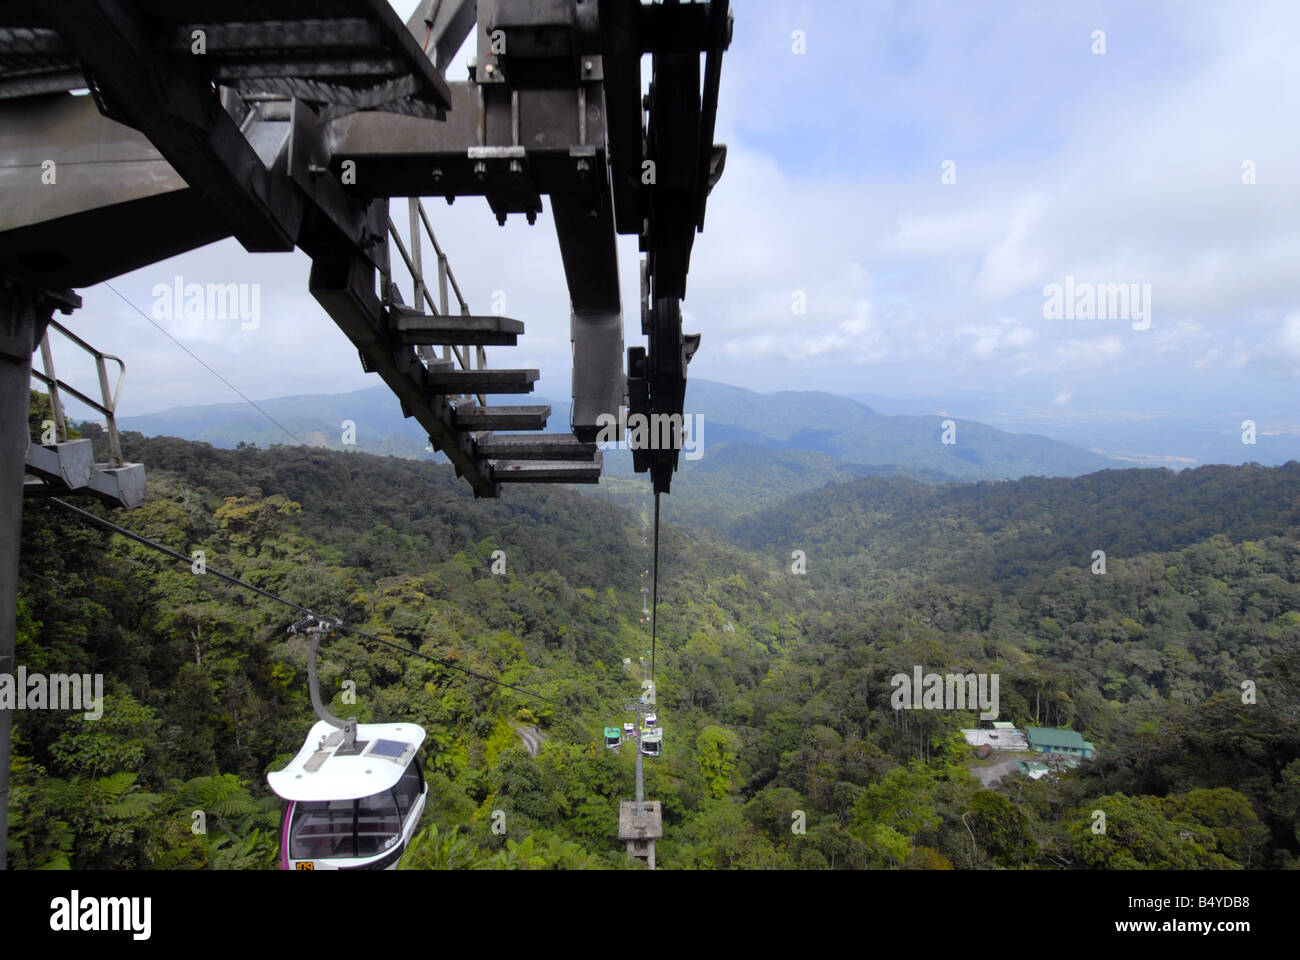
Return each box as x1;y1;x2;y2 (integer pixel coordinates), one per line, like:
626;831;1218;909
268;720;428;871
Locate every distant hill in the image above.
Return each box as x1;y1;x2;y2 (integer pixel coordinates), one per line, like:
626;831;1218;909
120;379;1119;527
679;380;1116;480
119;387;574;461
727;460;1300;591
600;442;954;531
598;381;1119;527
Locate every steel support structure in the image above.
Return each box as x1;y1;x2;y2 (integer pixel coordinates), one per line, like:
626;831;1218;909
0;278;79;870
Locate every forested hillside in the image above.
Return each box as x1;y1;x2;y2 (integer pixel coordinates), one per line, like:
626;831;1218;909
11;416;1299;869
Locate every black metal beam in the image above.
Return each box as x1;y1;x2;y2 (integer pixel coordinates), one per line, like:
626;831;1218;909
36;0;301;252
405;0;478;76
695;0;729;232
598;0;643;237
636;1;713;54
645;47;700;301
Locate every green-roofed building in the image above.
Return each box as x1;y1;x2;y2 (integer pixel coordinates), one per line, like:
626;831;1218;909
1024;727;1095;759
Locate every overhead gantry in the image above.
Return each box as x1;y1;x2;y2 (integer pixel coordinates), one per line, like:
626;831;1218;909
0;0;731;497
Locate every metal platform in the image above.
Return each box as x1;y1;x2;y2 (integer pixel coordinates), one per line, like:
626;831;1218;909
489;456;603;485
24;439;146;509
474;433;597;461
393;311;525;347
0;0;452;116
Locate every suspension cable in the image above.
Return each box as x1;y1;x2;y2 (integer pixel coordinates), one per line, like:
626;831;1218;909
650;491;660;687
103;280;308;448
45;497;563;706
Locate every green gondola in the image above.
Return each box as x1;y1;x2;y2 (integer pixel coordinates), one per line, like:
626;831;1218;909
604;726;622;749
640;728;663;758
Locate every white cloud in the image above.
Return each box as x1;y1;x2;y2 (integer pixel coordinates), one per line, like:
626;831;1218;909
50;0;1300;418
1274;313;1300;372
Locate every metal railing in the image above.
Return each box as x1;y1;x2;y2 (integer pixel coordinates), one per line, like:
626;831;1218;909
29;319;128;467
384;197;488;408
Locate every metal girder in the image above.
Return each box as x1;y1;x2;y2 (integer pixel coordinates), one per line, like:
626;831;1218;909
35;0;301;252
552;188;623;441
485;0;591;89
323;73;625;441
168;19;386;52
405;0;478;76
695;0;730;231
323;81;606;198
0;93;233;289
595;0;641;237
0;69;84;101
284;99;389;272
0;25;81;100
320;0;730;494
0;0;731;501
645;48;700;301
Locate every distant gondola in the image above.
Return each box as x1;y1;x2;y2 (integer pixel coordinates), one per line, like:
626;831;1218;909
604;726;623;750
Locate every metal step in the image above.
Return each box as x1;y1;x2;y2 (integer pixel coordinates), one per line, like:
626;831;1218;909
454;405;551;431
25;439;94;490
393;308;525;346
24;440;147;509
475;433;598;461
491;454;603;485
425;368;538;394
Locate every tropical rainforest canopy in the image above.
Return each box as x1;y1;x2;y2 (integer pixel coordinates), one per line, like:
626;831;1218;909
10;399;1299;869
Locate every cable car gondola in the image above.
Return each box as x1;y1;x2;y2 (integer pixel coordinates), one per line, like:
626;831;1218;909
604;726;623;750
640;728;663;758
267;614;428;870
269;719;428;870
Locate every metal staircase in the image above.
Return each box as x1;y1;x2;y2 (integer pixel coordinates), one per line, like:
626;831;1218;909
24;318;145;509
372;196;602;492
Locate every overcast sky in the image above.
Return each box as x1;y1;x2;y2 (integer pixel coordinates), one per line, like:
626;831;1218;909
57;0;1300;441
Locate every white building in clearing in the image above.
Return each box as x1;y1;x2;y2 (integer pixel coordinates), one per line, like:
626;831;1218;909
962;725;1029;752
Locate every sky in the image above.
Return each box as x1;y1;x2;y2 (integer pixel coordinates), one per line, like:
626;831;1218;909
51;0;1300;452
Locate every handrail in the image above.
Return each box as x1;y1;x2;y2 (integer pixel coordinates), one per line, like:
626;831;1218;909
31;318;128;467
383;197;487;408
